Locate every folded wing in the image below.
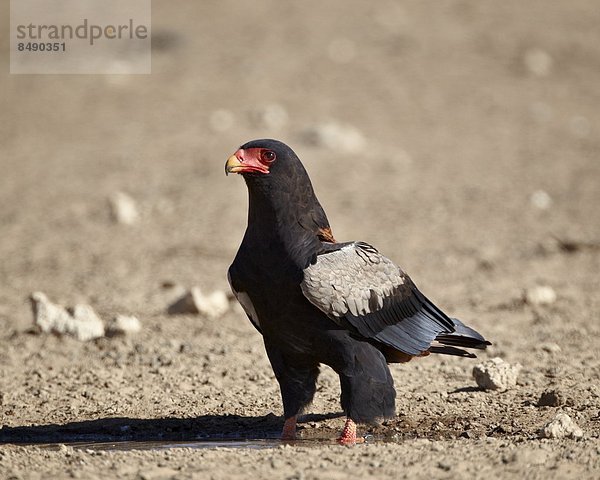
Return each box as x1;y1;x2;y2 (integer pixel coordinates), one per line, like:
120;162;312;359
301;242;457;356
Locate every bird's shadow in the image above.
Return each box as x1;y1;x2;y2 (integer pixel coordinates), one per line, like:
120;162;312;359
0;412;343;445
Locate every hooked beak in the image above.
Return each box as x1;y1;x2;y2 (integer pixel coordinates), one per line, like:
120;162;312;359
225;148;271;176
225;154;244;176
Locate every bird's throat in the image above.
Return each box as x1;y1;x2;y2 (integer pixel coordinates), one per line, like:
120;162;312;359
244;185;320;272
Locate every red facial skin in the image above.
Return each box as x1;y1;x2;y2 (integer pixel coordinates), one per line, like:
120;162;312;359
232;148;275;174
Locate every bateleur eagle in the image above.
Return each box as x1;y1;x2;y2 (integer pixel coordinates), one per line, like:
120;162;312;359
225;139;490;444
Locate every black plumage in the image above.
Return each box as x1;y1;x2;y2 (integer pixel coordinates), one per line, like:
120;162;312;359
226;139;490;443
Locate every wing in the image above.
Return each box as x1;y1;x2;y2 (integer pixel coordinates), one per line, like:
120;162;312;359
301;242;455;355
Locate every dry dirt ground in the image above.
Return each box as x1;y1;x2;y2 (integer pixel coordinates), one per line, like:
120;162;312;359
1;1;599;479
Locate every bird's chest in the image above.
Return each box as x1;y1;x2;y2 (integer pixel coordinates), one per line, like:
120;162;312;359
228;244;309;329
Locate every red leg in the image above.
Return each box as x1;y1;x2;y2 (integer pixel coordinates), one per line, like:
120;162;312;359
281;415;297;440
337;417;364;445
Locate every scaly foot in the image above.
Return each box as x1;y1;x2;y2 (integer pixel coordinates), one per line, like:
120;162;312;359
281;415;297;440
337;418;364;445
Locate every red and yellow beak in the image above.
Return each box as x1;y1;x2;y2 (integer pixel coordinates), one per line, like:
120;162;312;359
225;148;271;176
225;153;245;175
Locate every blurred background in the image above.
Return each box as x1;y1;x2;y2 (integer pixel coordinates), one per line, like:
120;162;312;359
1;0;599;321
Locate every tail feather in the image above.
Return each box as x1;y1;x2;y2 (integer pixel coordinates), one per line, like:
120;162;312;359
429;345;477;358
431;318;491;357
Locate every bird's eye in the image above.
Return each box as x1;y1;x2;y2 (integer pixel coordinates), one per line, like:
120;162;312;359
261;150;276;163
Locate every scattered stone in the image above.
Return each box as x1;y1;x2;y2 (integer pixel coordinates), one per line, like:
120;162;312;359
30;292;71;332
539;412;583;439
109;191;140;225
530;190;552;210
524;286;557;306
301;122;366;153
209;109;234;132
249;104;288;130
472;357;522;391
167;287;229;319
58;443;75;458
70;305;105;339
523;48;553;77
30;292;105;341
538;390;562;407
106;315;141;336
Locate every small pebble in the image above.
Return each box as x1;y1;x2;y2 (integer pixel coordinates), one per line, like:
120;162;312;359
524;286;557;306
530;190;553;210
109;192;140;225
168;287;229;319
537;390;562;407
30;292;105;341
106;315;141;336
70;304;105;341
539;412;583;439
472;357;522;391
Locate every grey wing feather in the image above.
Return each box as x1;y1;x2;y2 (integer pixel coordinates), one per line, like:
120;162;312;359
301;242;401;317
301;242;455;355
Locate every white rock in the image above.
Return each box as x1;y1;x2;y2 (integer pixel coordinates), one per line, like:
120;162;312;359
200;290;230;319
69;304;105;341
539;412;583;439
109;192;140;225
301;122;366;153
168;287;229;319
530;190;553;210
472;357;522;391
30;292;72;334
523;48;553;77
30;293;105;341
524;286;557;306
106;315;141;336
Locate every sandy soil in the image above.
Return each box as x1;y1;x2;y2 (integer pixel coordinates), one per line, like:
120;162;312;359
1;1;599;478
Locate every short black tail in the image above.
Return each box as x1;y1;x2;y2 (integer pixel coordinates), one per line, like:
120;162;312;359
430;318;491;358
